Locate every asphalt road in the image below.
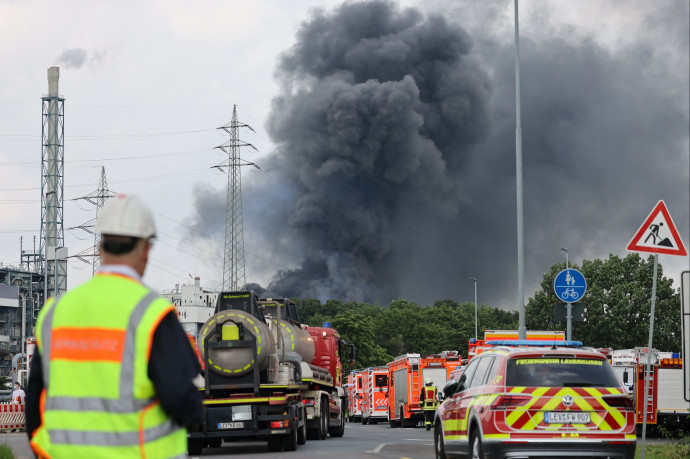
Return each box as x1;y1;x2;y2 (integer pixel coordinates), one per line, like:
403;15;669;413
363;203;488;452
189;420;436;459
2;423;681;459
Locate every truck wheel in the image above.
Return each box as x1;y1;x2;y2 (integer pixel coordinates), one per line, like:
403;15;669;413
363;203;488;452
307;399;327;440
329;408;345;437
319;397;328;439
297;407;307;445
282;425;298;451
389;409;399;428
361;416;368;425
187;438;203;456
267;436;282;452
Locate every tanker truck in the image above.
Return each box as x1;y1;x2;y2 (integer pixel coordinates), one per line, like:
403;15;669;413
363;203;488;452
186;291;354;454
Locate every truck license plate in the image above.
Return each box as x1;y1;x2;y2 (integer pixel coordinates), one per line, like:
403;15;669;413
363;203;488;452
218;422;244;429
546;412;590;424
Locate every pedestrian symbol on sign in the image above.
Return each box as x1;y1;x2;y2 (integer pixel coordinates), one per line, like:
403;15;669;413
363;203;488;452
554;269;586;303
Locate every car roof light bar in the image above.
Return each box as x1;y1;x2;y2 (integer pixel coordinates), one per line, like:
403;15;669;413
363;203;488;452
484;339;583;347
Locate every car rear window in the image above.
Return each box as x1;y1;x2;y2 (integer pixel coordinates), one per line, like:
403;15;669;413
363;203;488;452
506;356;621;387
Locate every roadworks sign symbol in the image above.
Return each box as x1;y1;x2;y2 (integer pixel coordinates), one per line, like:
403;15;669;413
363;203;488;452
627;200;687;256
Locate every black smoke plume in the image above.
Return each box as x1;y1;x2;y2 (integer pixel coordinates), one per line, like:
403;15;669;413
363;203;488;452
253;1;493;302
190;1;688;307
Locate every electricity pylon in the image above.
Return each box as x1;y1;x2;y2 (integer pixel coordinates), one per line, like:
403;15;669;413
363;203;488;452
69;167;116;272
214;105;259;291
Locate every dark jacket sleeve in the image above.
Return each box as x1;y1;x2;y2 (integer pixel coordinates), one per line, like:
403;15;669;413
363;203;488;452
148;311;204;428
25;347;43;440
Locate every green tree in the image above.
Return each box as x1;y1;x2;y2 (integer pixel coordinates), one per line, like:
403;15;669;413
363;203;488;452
330;310;392;371
525;254;681;351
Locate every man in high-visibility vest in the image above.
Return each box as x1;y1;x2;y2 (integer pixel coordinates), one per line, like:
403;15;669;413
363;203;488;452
26;194;203;458
420;377;438;431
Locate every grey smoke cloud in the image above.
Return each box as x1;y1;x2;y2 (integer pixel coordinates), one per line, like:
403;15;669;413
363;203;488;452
189;0;688;308
56;48;105;69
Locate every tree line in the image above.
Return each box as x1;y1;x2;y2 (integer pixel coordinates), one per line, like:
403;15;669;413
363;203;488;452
295;253;682;371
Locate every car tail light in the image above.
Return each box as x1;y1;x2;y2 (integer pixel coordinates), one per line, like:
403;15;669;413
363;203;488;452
492;395;531;409
270;420;290;428
603;395;634;410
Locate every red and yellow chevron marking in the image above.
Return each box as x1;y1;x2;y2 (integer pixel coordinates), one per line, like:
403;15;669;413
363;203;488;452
497;387;628;433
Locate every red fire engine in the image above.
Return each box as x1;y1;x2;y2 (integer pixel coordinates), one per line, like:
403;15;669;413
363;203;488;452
361;366;389;424
387;353;423;427
611;347;689;434
346;369;364;423
387;351;461;428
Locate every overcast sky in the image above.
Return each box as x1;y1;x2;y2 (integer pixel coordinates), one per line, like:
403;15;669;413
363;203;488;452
0;0;687;309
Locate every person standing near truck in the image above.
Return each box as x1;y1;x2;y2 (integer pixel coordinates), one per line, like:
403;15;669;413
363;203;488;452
26;194;203;458
420;377;438;431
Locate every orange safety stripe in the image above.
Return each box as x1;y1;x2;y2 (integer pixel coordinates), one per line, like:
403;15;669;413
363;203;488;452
139;400;160;459
30;390;50;459
51;327;126;362
94;271;141;283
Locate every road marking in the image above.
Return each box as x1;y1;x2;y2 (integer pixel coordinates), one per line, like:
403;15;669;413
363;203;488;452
367;443;388;454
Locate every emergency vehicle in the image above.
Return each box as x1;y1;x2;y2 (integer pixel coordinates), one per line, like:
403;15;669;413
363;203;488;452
387;351;461;428
468;330;566;361
611;348;689;434
360;366;389;424
435;344;636;458
387;353;423;427
421;351;462;390
187;292;354;454
346;370;364;423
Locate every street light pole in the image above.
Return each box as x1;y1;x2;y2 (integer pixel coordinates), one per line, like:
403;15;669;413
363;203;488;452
560;247;572;340
470;277;478;340
514;0;526;340
561;247;569;269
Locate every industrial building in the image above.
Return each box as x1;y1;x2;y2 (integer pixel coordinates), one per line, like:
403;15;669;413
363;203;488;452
161;277;218;338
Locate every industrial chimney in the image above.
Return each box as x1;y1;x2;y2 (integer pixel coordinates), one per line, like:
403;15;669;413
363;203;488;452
40;66;67;303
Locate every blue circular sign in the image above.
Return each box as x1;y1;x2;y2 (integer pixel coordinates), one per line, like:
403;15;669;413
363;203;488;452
553;269;587;303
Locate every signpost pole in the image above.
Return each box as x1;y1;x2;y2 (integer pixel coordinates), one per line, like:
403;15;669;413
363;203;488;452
640;253;658;459
561;248;572;341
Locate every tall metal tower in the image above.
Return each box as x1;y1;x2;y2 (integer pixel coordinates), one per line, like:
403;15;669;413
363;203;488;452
70;167;116;272
214;105;258;291
39;67;67;298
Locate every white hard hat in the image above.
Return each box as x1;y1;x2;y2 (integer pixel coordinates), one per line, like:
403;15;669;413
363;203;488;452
425;377;432;385
95;194;156;239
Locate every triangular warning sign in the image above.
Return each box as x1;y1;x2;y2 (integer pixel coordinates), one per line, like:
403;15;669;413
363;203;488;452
627;200;687;256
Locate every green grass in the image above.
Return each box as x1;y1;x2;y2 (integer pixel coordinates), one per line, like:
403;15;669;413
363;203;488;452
635;443;690;459
0;443;15;459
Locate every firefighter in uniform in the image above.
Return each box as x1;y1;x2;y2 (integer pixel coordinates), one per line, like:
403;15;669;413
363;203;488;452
420;377;438;430
26;194;203;458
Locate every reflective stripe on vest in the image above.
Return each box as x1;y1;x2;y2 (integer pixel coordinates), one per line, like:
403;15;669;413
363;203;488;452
423;386;437;408
40;291;158;414
33;280;186;458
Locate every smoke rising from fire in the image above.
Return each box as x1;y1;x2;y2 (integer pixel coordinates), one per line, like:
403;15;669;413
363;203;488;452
189;1;688;307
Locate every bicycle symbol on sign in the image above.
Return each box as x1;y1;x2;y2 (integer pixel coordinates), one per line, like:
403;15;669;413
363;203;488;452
560;288;579;301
